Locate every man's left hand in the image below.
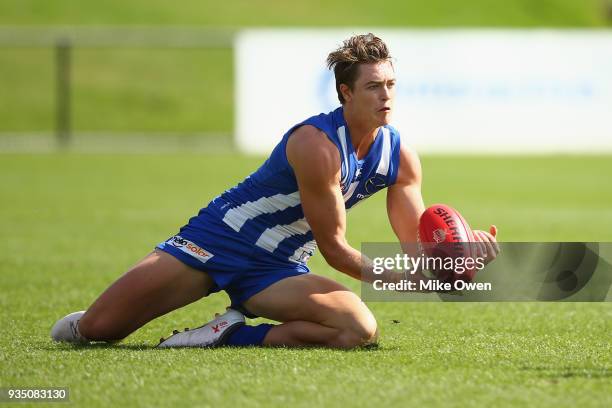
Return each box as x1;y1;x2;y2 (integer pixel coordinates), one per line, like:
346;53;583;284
472;225;500;264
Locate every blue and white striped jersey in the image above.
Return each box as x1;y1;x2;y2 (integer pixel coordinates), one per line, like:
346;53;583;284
207;107;402;265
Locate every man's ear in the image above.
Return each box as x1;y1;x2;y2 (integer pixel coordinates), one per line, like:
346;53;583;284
339;83;352;103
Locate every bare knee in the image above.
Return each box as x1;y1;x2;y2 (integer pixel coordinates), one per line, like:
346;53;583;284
78;311;129;342
334;313;379;349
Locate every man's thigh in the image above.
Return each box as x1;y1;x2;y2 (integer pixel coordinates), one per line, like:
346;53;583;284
79;249;214;340
242;273;375;331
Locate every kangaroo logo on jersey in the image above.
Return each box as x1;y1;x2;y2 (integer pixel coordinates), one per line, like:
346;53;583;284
364;174;387;195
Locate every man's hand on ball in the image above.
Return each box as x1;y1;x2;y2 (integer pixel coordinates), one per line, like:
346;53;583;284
472;225;500;264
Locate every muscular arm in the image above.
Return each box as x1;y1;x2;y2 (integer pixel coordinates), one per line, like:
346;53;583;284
386;142;425;252
286;126;378;283
384;142;430;285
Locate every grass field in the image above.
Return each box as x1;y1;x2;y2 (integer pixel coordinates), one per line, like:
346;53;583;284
2;0;610;27
1;154;610;407
1;0;610;135
0;47;234;134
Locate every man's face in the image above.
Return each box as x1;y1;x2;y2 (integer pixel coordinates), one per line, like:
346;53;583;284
341;61;396;127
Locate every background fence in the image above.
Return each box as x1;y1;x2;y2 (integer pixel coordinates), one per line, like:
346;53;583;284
0;27;235;152
1;0;611;153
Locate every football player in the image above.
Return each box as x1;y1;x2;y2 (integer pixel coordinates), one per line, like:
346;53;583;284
51;33;499;349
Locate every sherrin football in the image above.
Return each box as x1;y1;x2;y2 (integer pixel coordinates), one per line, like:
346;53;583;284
418;204;478;283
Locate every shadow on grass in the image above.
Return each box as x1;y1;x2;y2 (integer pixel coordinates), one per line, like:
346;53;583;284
44;342;382;352
521;366;611;379
42;343;155;351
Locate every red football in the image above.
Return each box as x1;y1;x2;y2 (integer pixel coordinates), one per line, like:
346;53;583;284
418;204;477;282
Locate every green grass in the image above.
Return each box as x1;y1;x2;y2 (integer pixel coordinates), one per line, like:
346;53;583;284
0;48;55;131
0;0;610;135
0;47;233;134
71;48;233;133
0;154;610;407
1;0;610;27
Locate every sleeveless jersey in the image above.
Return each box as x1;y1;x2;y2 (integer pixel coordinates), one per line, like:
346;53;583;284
207;107;402;265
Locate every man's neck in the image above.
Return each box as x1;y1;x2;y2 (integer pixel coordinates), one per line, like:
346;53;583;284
343;106;379;160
